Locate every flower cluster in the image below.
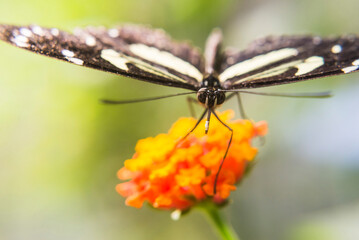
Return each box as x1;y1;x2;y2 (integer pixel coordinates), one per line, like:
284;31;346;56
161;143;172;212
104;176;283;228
117;110;267;210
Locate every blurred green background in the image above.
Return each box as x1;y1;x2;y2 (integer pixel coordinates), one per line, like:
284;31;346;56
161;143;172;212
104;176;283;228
1;0;359;239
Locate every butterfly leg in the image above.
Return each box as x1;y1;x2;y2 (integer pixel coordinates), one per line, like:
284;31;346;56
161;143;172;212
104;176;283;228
187;96;199;118
235;92;248;119
181;109;208;141
226;92;248;119
211;109;233;195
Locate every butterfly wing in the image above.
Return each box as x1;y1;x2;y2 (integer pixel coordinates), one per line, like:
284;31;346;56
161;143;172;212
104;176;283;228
219;35;359;89
0;24;204;90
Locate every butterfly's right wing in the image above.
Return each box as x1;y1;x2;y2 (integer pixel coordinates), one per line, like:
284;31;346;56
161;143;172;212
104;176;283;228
219;35;359;89
0;24;204;90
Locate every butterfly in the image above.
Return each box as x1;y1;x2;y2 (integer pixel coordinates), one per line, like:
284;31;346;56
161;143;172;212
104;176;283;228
1;24;359;193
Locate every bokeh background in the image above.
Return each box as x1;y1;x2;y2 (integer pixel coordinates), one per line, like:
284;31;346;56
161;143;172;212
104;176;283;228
1;0;359;239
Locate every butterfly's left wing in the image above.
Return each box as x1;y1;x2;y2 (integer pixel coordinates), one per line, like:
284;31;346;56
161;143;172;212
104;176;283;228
219;35;359;89
0;24;204;90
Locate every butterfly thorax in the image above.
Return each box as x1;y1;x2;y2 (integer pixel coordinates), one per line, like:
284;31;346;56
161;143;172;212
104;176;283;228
197;74;225;109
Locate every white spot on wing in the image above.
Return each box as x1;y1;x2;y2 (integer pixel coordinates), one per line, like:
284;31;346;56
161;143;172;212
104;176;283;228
101;49;129;71
19;28;33;37
331;44;342;54
129;43;203;81
313;37;322;45
108;28;119;38
14;35;28;43
85;36;96;46
50;28;59;36
31;25;45;36
342;66;359;73
341;59;359;73
61;49;75;58
219;48;299;82
66;57;84;65
295;56;324;76
11;35;30;48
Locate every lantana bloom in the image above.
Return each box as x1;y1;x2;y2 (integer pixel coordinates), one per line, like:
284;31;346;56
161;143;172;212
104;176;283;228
117;110;267;210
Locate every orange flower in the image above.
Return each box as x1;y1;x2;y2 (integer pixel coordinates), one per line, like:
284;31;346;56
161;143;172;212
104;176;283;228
116;110;267;210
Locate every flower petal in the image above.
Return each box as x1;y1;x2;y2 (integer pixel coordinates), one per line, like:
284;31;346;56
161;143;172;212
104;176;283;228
117;110;267;210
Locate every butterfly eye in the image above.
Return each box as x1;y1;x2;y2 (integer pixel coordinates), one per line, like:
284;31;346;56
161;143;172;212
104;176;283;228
216;91;226;105
197;88;207;104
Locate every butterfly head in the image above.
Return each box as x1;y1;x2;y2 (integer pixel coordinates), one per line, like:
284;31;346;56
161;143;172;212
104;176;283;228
197;75;225;109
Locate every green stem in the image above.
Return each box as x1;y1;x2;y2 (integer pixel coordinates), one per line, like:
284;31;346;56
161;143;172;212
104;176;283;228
197;201;240;240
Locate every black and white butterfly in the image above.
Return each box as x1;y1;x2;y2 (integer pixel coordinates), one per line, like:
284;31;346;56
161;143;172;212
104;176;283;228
1;24;358;106
1;24;359;193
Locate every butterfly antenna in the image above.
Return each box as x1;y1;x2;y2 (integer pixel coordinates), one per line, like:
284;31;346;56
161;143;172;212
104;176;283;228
222;90;332;98
100;92;196;104
211;109;233;195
